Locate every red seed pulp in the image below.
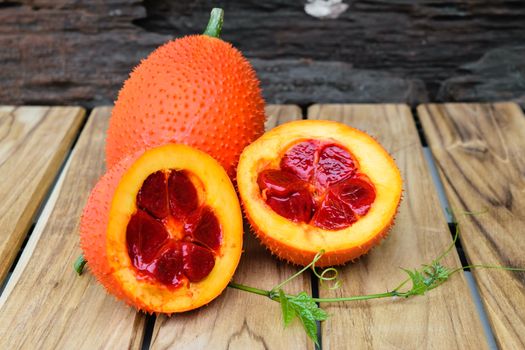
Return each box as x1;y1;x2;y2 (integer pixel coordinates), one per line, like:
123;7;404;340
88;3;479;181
126;170;221;288
280;140;317;181
136;171;169;219
258;140;376;230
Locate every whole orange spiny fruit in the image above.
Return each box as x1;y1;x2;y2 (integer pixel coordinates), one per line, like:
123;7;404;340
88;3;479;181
105;8;266;179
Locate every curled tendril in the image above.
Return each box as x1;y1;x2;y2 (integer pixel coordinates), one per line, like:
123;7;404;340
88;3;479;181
309;251;343;290
321;269;343;290
271;250;326;293
227;207;525;347
315;267;338;281
311;250;325;264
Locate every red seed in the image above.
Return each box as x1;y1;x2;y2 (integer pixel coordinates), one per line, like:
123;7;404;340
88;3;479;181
257;169;307;196
280;141;318;181
314;144;356;189
266;189;314;223
137;171;169;219
182;243;215;282
152;244;184;287
168;170;199;218
184;207;222;251
312;190;357;230
126;210;169;270
333;177;376;216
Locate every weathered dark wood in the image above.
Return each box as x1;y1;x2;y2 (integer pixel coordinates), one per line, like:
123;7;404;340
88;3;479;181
0;1;170;107
251;59;428;106
438;47;525;107
1;0;524;107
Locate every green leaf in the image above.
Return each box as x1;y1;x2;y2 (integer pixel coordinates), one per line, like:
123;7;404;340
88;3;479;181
287;292;328;345
432;262;450;281
401;268;427;296
399;261;452;298
294;306;319;344
291;293;328;320
279;289;295;327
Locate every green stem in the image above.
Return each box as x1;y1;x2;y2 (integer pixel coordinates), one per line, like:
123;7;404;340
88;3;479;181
433;223;460;264
77;250;401;304
228;282;272;298
273;265;310;291
312;291;396;303
391;277;410;292
203;8;224;38
449;265;525;275
74;254;87;275
228;282;406;303
272;251;324;292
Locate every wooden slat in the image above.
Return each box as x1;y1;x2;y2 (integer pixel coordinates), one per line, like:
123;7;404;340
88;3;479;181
150;105;313;350
418;102;525;349
308;104;487;349
0;106;85;282
0;107;145;350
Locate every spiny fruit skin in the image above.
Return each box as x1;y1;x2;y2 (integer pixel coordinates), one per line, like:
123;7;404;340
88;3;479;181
245;202;398;267
106;35;266;179
80;153;134;304
237;120;403;267
81;144;243;313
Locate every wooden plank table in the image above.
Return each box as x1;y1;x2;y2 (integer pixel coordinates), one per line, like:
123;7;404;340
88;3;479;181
0;103;523;349
418;103;525;349
0;108;144;350
309;104;486;349
0;106;85;282
150;105;313;350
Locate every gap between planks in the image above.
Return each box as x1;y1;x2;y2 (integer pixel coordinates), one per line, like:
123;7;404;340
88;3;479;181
149;105;314;350
308;104;487;350
415;109;498;350
0;108;90;296
0;107;145;350
0;106;85;284
3;103;514;350
418;102;525;349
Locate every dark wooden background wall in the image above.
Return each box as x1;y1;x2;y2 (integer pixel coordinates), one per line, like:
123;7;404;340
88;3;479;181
1;0;524;108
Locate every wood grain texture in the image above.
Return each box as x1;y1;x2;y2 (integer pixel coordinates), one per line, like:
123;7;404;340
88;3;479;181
418;102;525;349
0;107;145;350
0;106;85;283
150;105;313;350
308;104;486;349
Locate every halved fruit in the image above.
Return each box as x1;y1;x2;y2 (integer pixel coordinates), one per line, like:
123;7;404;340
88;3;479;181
80;144;243;313
237;120;402;267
